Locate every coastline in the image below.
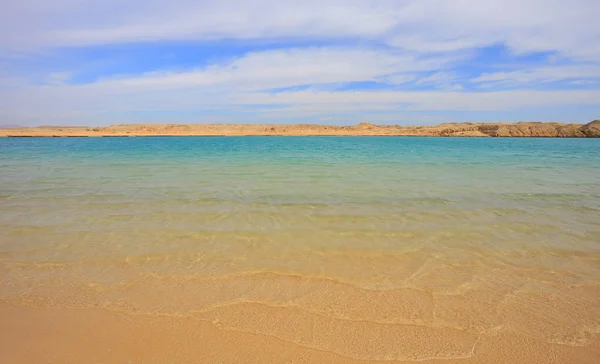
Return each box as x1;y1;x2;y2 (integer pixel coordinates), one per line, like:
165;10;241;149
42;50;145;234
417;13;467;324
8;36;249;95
1;120;599;137
2;132;600;363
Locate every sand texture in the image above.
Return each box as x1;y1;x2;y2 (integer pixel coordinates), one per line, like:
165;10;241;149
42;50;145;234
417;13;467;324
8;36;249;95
2;120;600;137
2;274;600;364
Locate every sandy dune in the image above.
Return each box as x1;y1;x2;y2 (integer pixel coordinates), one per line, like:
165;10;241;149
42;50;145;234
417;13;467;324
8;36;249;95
2;120;599;137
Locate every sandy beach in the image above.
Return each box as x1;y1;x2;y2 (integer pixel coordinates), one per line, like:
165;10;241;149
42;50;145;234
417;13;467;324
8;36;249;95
1;298;599;364
2;232;600;363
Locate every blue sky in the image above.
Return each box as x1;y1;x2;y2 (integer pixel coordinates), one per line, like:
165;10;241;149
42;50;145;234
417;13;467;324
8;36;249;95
1;0;600;126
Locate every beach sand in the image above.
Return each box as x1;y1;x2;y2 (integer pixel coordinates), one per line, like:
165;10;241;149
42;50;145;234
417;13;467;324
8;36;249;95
2;266;600;363
1;293;599;363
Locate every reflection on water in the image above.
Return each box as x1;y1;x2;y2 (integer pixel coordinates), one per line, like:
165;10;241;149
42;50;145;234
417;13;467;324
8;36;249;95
1;136;600;360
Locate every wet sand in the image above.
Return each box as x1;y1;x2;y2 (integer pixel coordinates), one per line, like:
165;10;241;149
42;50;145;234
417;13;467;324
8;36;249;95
1;297;599;363
2;264;600;363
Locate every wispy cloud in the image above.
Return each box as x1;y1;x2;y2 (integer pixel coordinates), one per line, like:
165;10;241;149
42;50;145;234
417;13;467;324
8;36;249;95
4;1;599;58
89;47;467;92
44;72;72;85
0;0;599;125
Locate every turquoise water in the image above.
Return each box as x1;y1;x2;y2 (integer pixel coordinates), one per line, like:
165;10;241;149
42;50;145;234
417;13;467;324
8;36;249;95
2;136;600;268
1;136;600;355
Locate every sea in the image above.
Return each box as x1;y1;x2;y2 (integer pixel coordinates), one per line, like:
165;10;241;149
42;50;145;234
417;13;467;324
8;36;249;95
1;136;599;360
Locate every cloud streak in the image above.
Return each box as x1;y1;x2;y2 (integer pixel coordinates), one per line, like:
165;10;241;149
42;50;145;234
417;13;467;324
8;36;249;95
1;0;599;125
3;1;599;58
87;47;467;92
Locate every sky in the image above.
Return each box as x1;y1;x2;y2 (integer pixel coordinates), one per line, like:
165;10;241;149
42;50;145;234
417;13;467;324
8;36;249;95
1;0;600;126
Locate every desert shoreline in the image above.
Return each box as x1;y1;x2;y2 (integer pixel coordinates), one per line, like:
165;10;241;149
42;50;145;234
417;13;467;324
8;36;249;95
1;120;599;137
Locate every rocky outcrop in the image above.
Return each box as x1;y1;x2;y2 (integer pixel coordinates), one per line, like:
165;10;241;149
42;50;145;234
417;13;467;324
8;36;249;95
579;120;600;137
475;122;585;137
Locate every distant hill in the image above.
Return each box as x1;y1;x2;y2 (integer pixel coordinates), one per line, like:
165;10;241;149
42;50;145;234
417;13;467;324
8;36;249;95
1;120;600;137
580;120;600;137
35;125;89;129
0;124;22;129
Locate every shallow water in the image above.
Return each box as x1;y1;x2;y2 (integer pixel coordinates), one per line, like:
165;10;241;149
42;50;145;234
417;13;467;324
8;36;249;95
1;136;600;360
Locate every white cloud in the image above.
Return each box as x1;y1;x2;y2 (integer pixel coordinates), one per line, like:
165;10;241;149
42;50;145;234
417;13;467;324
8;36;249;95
79;47;466;92
2;0;599;61
1;1;400;49
2;79;599;123
383;74;417;85
472;65;600;85
570;80;598;85
414;71;463;90
388;0;600;60
239;89;600;111
1;0;599;125
44;72;72;85
0;77;26;89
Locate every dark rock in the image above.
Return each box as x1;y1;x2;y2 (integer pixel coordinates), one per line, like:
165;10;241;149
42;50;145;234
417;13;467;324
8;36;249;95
579;120;600;137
